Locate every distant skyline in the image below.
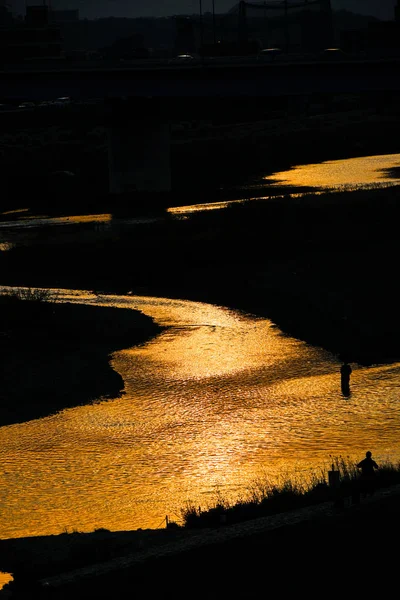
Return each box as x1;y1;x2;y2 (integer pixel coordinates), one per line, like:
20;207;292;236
11;0;398;21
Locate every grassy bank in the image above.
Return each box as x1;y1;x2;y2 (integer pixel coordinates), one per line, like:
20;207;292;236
179;455;400;529
2;457;400;598
0;290;164;426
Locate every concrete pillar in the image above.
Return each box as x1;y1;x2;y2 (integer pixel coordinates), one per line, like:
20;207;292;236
107;118;171;195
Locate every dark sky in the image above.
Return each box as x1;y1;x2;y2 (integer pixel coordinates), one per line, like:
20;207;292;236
13;0;398;20
15;1;235;18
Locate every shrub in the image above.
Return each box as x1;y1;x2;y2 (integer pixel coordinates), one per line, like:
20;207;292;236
1;287;57;303
181;456;400;530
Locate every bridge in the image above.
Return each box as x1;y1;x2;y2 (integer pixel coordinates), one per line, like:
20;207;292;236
2;57;399;197
2;57;400;100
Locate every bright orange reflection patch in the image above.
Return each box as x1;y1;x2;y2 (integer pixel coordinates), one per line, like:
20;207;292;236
264;153;400;189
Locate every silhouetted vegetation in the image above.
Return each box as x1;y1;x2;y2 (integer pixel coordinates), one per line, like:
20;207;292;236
1;286;56;303
180;456;400;529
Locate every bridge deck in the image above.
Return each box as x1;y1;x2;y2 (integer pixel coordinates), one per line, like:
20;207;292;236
1;58;400;101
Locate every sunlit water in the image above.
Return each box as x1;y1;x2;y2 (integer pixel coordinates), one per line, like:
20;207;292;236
0;155;399;234
168;153;400;215
263;153;400;189
1;151;400;567
0;573;13;590
1;288;400;544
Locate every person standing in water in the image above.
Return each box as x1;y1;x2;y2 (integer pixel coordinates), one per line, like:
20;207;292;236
340;361;352;395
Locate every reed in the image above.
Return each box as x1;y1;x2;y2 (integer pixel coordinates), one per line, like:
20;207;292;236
1;287;56;303
181;456;400;529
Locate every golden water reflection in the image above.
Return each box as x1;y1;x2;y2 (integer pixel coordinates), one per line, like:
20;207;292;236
0;573;13;589
168;153;400;216
0;213;112;229
264;153;400;189
0;242;14;252
168;199;245;215
1;290;400;542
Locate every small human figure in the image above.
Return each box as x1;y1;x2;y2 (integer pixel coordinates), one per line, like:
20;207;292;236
340;361;352;396
357;451;379;497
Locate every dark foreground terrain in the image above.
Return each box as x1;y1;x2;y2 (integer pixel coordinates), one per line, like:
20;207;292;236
1;484;400;598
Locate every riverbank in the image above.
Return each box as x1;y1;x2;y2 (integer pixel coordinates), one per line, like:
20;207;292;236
1;182;400;367
2;483;400;597
0;295;164;426
2;102;400;215
2;102;400;365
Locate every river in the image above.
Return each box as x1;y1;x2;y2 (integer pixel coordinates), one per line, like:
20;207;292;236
0;152;400;547
1;153;400;248
1;288;400;542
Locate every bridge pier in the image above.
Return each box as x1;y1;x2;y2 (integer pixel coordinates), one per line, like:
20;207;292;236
107;101;171;196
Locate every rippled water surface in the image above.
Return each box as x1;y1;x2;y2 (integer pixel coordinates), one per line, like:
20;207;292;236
1;152;400;548
263;153;400;189
168;152;400;215
1;154;399;232
1;289;400;541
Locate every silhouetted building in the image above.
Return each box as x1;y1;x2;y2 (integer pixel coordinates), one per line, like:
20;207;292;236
0;0;13;26
0;25;63;61
26;4;50;26
0;4;63;63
